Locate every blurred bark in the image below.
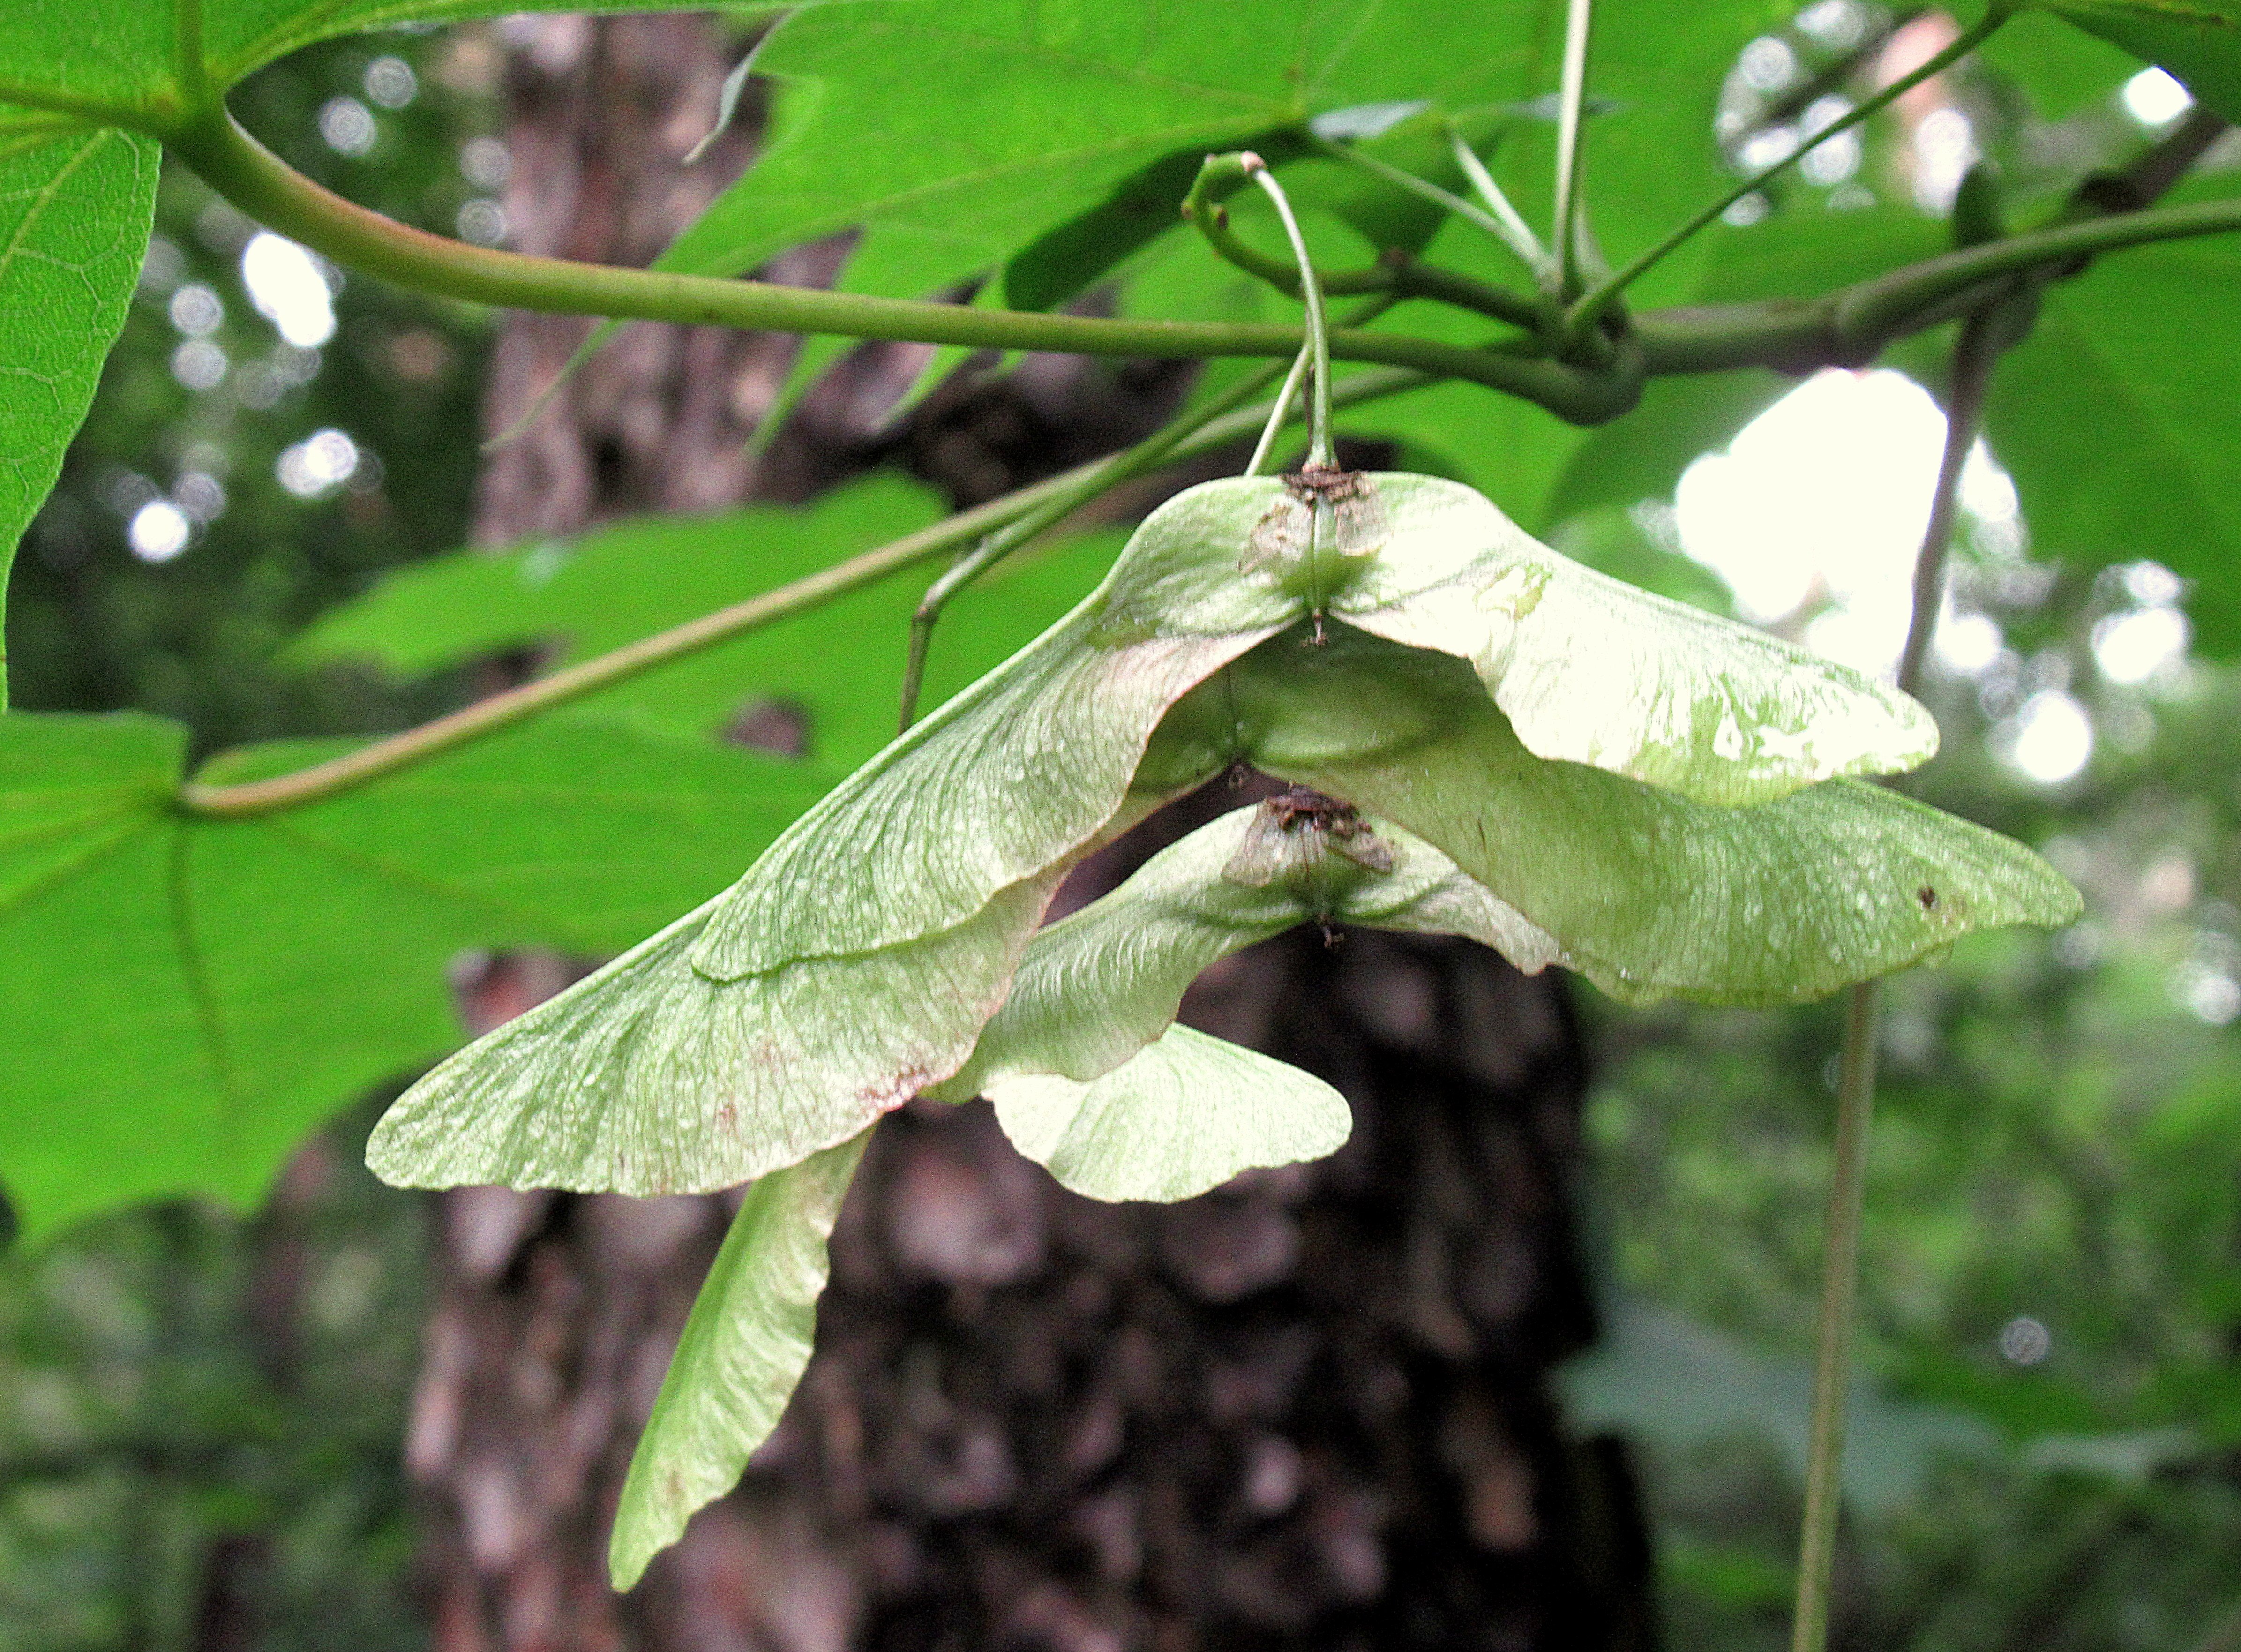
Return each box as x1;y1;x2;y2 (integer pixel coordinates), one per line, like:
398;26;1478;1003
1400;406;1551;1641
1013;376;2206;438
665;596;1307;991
405;15;1656;1650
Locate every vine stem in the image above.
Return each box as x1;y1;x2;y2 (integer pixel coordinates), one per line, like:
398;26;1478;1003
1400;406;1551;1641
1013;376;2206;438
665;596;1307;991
1568;8;2009;338
1240;155;1334;467
180;363;1429;818
1551;0;1596;296
1790;305;2000;1652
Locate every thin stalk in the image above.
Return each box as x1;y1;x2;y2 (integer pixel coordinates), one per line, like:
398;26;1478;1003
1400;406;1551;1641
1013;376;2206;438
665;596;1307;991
1315;135;1552;280
1896;310;1999;695
1568;8;2009;339
1793;980;1880;1652
1551;0;1597;296
1448;126;1553;282
898;289;1402;728
1789;304;2001;1652
166;106;1553;399
897;344;1296;730
1246;345;1314;477
180;363;1429;818
1178;173;1544;330
1241;155;1334;466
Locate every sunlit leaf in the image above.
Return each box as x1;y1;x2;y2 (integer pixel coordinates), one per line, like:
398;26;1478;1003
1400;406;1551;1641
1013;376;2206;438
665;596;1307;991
1985;214;2241;654
609;1134;863;1590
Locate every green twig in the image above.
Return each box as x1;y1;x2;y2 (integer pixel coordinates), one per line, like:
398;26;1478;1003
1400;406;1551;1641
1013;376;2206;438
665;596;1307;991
1551;0;1596;296
161;99;2239;434
1790;302;2002;1652
1635;192;2241;373
165;107;1578;404
1569;8;2009;340
180;363;1430;818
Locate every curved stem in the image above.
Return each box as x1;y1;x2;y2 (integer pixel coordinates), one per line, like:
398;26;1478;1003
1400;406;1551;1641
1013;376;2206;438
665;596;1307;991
166;106;1561;400
898;288;1403;729
1241;155;1333;467
1896;310;1998;695
1569;8;2009;338
1179;173;1543;330
180;363;1430;818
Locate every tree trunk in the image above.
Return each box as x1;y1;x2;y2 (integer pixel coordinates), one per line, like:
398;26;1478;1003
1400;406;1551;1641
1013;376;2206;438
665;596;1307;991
404;17;1656;1650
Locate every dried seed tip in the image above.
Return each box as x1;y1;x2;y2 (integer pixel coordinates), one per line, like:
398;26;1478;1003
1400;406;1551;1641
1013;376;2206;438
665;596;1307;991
1238;150;1267;174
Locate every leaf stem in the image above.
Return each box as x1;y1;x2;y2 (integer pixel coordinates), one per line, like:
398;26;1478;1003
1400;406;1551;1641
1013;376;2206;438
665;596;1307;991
1239;154;1334;467
1568;8;2009;339
1790;302;2000;1652
1551;0;1596;296
165;106;1576;403
178;364;1429;818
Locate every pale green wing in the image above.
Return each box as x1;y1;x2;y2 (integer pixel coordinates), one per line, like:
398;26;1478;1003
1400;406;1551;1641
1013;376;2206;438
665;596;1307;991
609;1135;865;1591
366;874;1055;1195
930;804;1560;1104
1321;473;1939;805
937;802;1555;1197
1227;628;2080;1006
688;480;1304;981
990;1024;1349;1203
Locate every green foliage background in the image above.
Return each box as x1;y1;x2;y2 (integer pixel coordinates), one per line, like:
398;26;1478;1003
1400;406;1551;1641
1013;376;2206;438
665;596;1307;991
3;0;2241;1641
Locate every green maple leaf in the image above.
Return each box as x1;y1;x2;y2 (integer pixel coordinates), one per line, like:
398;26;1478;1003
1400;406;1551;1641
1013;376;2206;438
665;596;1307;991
0;709;823;1238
